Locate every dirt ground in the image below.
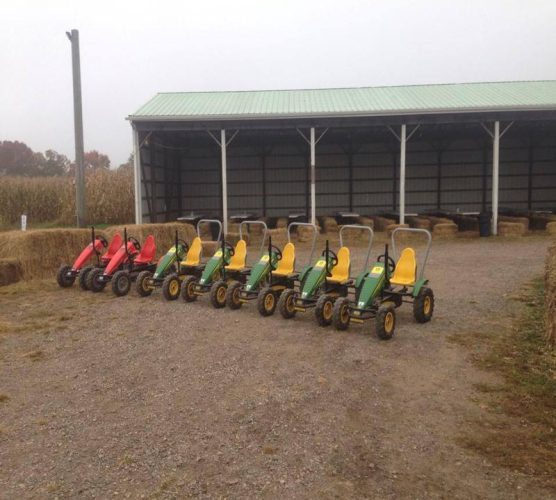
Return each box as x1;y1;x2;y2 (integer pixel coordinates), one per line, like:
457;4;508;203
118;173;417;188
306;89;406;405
0;235;555;499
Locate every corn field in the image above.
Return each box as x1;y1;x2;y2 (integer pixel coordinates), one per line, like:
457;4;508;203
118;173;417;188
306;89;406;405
0;169;134;228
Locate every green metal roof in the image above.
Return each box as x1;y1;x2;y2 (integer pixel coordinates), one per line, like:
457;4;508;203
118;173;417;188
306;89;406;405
129;81;556;122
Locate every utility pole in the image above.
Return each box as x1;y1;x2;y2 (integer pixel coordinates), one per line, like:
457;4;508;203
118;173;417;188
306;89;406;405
66;29;86;227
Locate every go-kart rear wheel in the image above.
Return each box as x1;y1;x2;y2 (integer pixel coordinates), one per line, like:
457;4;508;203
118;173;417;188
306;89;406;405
257;286;276;317
86;267;106;293
79;266;94;290
376;303;396;340
112;270;131;297
315;294;335;327
210;280;228;309
278;289;297;319
162;273;181;301
136;270;154;297
332;297;351;331
181;275;198;302
56;265;75;288
226;281;243;310
413;287;434;323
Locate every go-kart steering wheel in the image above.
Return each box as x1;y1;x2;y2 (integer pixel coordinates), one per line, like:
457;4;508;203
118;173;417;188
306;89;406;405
271;244;282;260
378;254;396;274
96;235;108;248
321;248;338;267
223;241;235;256
128;236;141;251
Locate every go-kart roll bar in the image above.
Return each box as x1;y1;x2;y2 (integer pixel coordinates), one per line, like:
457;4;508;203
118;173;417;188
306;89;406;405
339;224;374;275
196;219;223;243
239;220;268;257
391;227;432;280
287;222;318;268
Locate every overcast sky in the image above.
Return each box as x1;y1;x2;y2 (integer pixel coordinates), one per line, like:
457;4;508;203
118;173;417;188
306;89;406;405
1;0;555;166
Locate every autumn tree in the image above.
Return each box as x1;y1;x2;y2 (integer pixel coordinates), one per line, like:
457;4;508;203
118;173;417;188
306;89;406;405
84;150;111;170
0;140;44;176
41;150;70;176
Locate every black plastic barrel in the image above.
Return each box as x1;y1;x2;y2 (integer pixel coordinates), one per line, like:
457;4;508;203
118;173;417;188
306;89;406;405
478;212;491;237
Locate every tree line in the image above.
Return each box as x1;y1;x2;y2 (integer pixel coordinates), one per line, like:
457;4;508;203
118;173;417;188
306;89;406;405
0;140;132;176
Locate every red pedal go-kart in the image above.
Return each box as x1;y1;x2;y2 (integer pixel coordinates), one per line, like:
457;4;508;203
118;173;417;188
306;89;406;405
86;230;157;296
56;227;123;290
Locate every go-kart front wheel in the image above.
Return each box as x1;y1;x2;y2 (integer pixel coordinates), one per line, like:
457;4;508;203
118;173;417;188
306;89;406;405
181;276;198;302
79;265;94;290
332;297;351;330
210;280;228;309
226;281;243;310
56;265;75;288
162;273;181;301
413;287;434;323
86;268;106;293
112;270;131;297
315;294;335;327
278;289;297;319
257;286;276;317
136;270;154;297
376;303;396;340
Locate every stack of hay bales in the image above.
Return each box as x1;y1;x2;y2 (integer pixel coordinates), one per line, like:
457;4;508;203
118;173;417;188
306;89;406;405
499;215;529;232
372;216;396;231
420;215;453;228
545;245;556;348
356;216;374;230
0;258;23;286
386;223;409;236
547;222;556;236
319;216;338;234
275;217;288;229
406;216;431;230
249;218;268;235
497;221;526;237
297;224;318;242
432;223;458;238
225;232;249;245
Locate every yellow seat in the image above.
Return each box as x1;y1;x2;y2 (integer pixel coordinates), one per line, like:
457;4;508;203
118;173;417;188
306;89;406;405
327;247;350;283
226;239;247;271
273;242;295;276
182;237;202;267
390;247;416;286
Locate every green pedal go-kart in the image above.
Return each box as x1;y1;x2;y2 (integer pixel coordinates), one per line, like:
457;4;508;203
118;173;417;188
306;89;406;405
278;224;373;326
181;220;267;308
227;222;318;316
135;219;221;300
332;227;434;340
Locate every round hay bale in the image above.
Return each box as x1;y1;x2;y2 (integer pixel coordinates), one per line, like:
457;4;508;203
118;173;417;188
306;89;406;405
498;221;526;237
356;216;374;230
546;222;556;235
406;216;431;230
386;223;410;237
372;216;396;232
319;216;338;234
499;216;529;231
433;223;458;238
0;258;23;286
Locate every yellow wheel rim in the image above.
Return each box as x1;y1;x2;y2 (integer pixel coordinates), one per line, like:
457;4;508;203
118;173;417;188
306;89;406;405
142;279;150;292
424;296;431;315
217;286;226;302
264;293;275;311
287;295;295;312
169;280;179;296
341;305;349;323
385;311;394;333
323;300;333;320
188;282;195;296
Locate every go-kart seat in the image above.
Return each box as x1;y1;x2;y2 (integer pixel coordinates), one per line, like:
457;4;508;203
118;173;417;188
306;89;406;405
225;239;247;271
273;242;295;276
182;237;202;267
133;235;156;265
101;233;123;263
390;247;416;286
327;247;351;283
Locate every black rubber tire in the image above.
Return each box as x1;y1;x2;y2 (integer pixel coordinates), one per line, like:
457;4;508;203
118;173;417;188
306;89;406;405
315;294;335;327
332;296;351;331
112;270;131;297
79;265;94;290
278;288;297;319
210;280;228;309
181;275;198;302
413;287;434;323
56;265;75;288
162;273;181;301
376;303;396;340
136;270;154;297
225;281;243;310
257;286;276;317
86;267;106;292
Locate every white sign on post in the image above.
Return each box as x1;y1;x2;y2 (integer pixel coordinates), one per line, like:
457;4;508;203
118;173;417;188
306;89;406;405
21;214;27;231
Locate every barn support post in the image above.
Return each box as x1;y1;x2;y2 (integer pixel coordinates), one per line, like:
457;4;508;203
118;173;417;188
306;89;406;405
221;129;228;235
132;126;142;224
310;127;316;225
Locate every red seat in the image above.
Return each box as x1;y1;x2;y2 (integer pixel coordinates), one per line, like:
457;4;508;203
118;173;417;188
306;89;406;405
133;235;156;265
101;233;123;264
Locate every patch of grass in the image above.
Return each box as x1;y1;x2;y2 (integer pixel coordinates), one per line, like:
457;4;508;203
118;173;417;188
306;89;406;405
22;349;44;361
0;394;9;402
458;278;556;489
